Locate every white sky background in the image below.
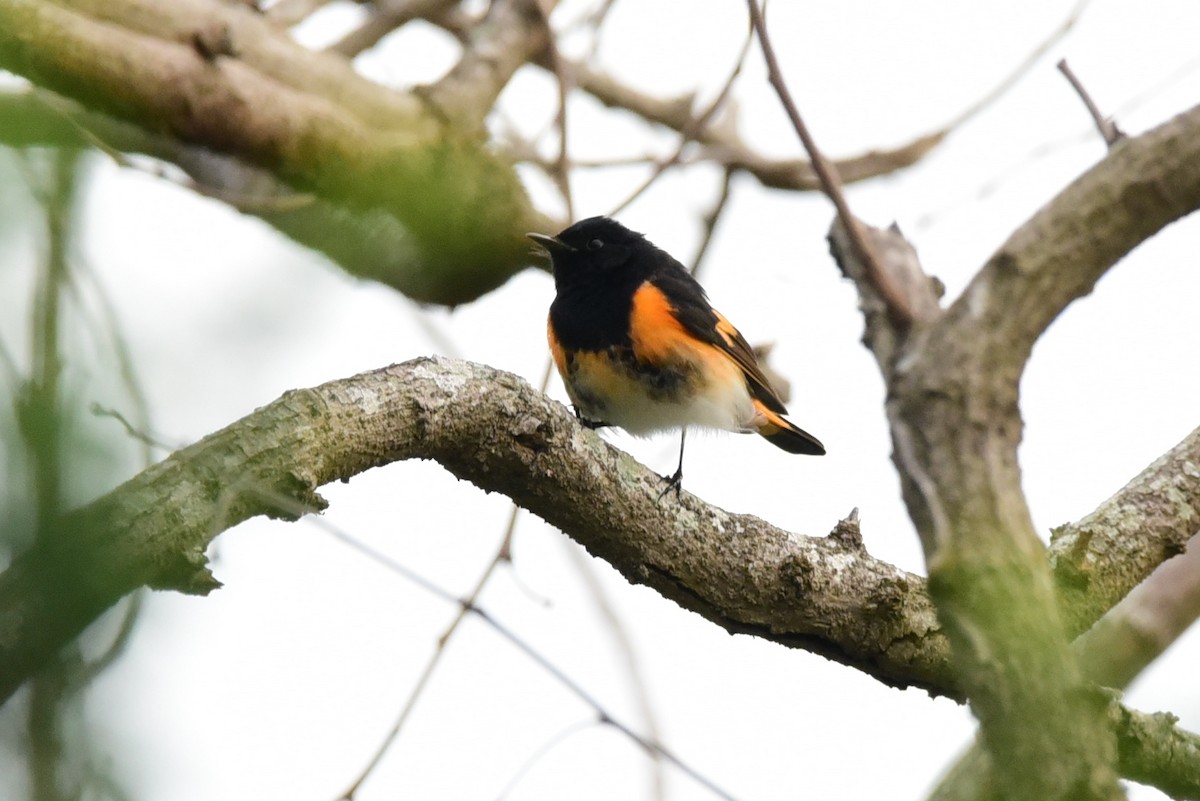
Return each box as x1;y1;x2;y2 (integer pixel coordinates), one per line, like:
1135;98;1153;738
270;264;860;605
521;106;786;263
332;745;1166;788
2;0;1199;799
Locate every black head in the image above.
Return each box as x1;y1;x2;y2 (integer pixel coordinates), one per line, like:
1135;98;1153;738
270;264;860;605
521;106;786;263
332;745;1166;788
527;217;651;287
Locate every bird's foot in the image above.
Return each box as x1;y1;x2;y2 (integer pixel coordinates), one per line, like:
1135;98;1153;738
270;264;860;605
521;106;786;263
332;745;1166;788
656;466;683;502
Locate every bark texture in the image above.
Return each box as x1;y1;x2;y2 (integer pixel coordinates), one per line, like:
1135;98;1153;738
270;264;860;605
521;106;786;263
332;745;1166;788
829;103;1200;801
0;358;948;704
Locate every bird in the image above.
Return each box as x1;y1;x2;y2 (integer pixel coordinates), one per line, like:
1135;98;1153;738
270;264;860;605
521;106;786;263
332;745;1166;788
528;216;824;495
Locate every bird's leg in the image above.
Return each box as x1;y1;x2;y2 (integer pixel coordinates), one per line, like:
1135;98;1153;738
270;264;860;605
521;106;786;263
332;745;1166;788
657;428;687;501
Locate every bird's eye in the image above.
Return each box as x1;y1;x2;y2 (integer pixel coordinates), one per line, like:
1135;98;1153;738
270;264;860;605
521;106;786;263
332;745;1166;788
586;238;604;251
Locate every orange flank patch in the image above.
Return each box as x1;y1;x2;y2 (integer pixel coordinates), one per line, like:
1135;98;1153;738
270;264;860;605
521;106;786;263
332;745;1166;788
546;315;568;377
629;281;694;364
568;350;637;399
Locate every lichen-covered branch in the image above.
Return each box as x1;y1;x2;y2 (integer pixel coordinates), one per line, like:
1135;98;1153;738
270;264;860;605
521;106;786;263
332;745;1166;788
0;358;950;706
929;697;1200;801
0;88;485;297
1074;529;1200;689
830;101;1200;801
1052;428;1200;638
1115;702;1200;799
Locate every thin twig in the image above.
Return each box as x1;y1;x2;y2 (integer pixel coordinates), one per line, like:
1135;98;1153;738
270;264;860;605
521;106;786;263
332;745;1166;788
563;543;666;800
561;0;619;56
540;7;576;221
74;259;167;465
745;0;914;327
941;0;1093;132
264;0;339;28
533;153;669;169
325;0;457;58
316;517;741;801
608;23;754;217
66;593;145;692
332;507;518;801
493;0;1093;198
689;168;735;280
475;603;740;800
907;48;1196;233
1058;58;1125;147
24;149;77;801
493;717;601;800
89;404;174;452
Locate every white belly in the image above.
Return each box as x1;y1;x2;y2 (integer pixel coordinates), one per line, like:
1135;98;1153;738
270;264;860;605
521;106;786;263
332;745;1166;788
565;346;756;436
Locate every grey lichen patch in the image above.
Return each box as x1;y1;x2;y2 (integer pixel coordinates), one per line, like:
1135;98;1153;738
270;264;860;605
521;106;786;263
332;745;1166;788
411;355;471;398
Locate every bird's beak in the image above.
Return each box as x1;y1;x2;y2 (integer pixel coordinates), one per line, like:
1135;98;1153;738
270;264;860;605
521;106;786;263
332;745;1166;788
527;232;574;255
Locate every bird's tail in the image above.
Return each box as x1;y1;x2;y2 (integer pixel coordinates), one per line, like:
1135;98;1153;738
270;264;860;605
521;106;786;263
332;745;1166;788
752;400;825;455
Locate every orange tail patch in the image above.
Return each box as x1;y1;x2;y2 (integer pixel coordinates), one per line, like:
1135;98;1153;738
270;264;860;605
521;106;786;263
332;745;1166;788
752;400;825;455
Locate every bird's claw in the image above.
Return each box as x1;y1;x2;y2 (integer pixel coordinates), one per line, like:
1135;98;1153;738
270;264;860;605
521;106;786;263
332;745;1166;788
656;466;683;502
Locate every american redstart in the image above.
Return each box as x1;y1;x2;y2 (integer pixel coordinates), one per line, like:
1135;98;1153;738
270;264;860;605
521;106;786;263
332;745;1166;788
529;216;824;493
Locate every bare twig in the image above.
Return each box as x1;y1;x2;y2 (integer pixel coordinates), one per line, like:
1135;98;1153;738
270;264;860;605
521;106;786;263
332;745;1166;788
66;593;145;693
319;516;741;801
263;0;336;28
325;0;456;58
493;717;601;799
607;23;754;217
688;168;735;280
330;507;518;801
497;0;1091;200
563;544;666;800
932;47;1200;225
89;404;174;452
745;0;915;327
24;150;76;801
538;4;576;221
424;0;551;127
1058;58;1125;147
942;0;1093;132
